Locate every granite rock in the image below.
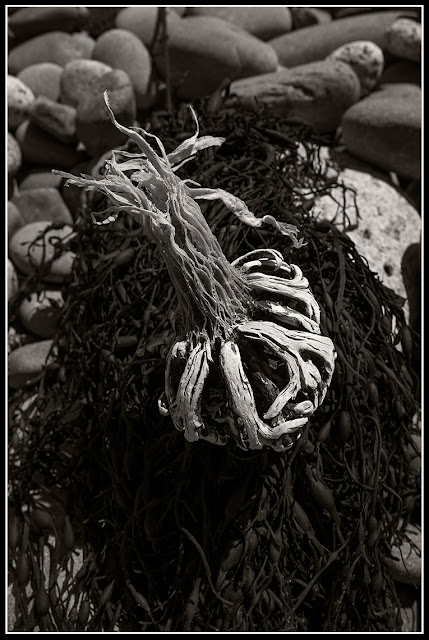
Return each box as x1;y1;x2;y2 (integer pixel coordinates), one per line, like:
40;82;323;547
60;58;112;108
8;201;25;242
8;132;22;178
342;83;421;180
327;41;384;97
12;187;74;226
229;60;360;134
8;6;89;41
28;96;77;144
385;18;421;63
18;290;64;339
92;29;152;110
7;74;35;130
115;6;181;47
185;6;293;40
14;120;84;170
17;62;63;101
8;339;55;389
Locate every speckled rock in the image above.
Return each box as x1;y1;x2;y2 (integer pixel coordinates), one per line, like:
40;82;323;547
269;11;415;67
8;132;22;178
8;6;89;40
384;520;421;585
290;7;332;29
92;29;152;110
75;69;136;157
8;31;95;75
18;169;63;191
401;243;421;334
8;201;25;242
327;41;384;97
9;221;76;283
380;60;421;86
309;147;421;305
115;6;181;47
342;83;421;180
8;259;19;301
12;187;73;226
17;62;63;101
153;16;278;100
18;290;64;339
60;58;113;107
7;75;35;131
185;6;293;40
229;60;360;134
8;339;55;389
385;18;421;63
14;120;84;169
28;96;77;144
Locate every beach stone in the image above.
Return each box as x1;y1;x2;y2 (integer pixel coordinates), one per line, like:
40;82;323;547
19;290;64;339
153;16;278;100
12;187;73;226
401;243;421;334
9;221;76;283
290;7;332;29
185;6;293;40
8;201;25;242
384;520;421;585
14;120;84;170
8;132;22;178
385;18;421;63
8;339;55;389
60;59;113;107
8;31;95;75
310;148;421;303
19;170;63;191
75;69;136;157
92;29;152;110
229;60;360;134
8;7;89;41
342;83;421;180
269;11;415;67
8;259;19;301
115;6;181;47
7;74;35;130
380;61;421;86
327;41;384;97
17;62;63;101
28;96;77;144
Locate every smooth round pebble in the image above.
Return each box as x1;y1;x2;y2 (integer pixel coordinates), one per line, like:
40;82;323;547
8;132;22;178
17;63;63;101
8;31;95;75
9;221;76;283
29;95;77;144
115;6;181;47
19;169;63;191
384;520;421;585
8;6;89;40
7;74;35;130
12;187;74;226
8;201;25;242
8;258;19;301
185;6;293;40
8;339;56;389
385;18;421;63
19;290;64;339
92;29;152;110
15;120;84;169
327;41;384;96
60;58;113;107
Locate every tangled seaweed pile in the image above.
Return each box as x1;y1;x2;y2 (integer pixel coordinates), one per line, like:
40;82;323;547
8;103;420;632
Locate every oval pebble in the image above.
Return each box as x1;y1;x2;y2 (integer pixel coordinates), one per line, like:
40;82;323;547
185;6;293;40
60;58;112;107
115;6;181;47
92;29;152;110
384;520;421;585
327;41;384;97
8;31;95;75
8;6;89;41
8;201;25;243
8;339;56;389
19;169;63;191
17;62;63;101
8;132;22;178
9;221;76;283
12;187;73;226
19;290;64;339
385;18;421;63
7;74;35;131
14;120;84;170
29;95;77;144
8;258;19;301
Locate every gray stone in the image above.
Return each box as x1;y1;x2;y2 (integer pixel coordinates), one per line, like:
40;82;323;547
17;62;63;101
383;520;421;585
8;132;22;178
18;290;64;339
342;83;421;180
75;69;136;157
185;6;293;40
7;74;35;131
7;201;25;243
8;31;95;75
92;29;152;110
326;41;384;97
269;11;415;67
7;259;19;301
29;96;77;144
14;120;84;170
385;18;421;63
229;60;360;134
60;58;112;108
12;187;74;226
115;6;181;47
18;170;63;191
8;6;89;41
8;339;55;389
9;221;76;283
